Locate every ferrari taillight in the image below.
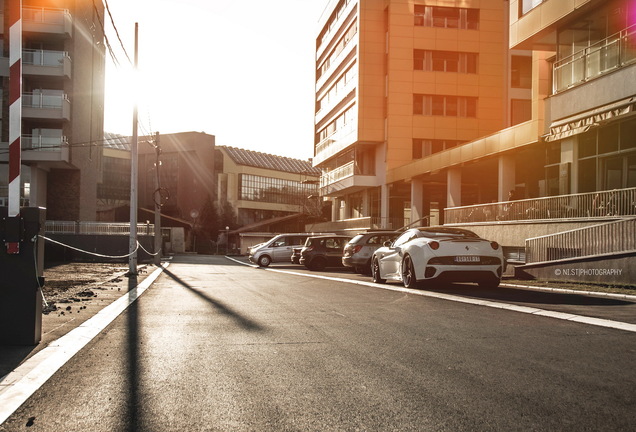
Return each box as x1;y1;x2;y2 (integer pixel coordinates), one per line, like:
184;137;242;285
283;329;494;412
429;241;440;250
490;241;499;250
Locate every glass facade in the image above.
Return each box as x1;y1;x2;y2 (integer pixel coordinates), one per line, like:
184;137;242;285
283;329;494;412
239;174;318;205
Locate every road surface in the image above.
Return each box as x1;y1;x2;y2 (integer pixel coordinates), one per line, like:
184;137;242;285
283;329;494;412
1;254;635;431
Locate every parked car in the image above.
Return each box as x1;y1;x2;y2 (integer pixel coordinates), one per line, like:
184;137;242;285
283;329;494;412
342;230;399;274
300;235;352;271
249;233;314;267
371;227;504;288
291;247;302;264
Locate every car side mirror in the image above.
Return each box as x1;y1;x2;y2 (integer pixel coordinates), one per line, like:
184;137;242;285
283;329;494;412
383;240;392;247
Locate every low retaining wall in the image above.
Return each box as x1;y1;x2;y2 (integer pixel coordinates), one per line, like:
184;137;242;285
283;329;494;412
514;251;636;286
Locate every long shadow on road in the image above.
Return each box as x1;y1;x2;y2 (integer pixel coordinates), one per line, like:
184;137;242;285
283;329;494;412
161;267;264;332
123;266;265;431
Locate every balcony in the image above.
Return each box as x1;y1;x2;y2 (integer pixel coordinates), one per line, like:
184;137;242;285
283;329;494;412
22;134;67;151
553;24;636;94
314;121;357;166
0;186;30;207
315;73;357;125
23;91;71;121
319;160;378;197
23;7;73;37
23;49;72;79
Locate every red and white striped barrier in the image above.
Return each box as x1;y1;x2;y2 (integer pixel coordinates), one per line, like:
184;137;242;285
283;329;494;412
7;0;22;254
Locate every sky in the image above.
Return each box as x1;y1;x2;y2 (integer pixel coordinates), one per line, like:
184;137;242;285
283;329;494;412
103;0;328;161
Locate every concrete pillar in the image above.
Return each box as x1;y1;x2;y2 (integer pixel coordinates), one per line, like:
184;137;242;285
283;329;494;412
331;198;338;222
411;178;424;227
498;154;516;202
380;183;390;229
561;139;577;194
28;166;48;208
447;167;462;208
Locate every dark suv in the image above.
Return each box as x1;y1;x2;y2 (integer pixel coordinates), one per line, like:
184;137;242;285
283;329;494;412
299;235;352;271
342;230;399;274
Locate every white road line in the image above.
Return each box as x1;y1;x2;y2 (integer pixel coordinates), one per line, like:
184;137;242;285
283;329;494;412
226;257;636;334
0;263;170;426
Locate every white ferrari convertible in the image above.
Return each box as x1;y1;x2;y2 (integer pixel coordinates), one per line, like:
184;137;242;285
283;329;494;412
371;227;504;288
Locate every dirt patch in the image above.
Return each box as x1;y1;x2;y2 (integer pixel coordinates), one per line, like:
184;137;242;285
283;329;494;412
42;263;130;309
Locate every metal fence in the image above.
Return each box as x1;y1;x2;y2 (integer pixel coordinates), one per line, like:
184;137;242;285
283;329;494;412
525;218;636;263
445;187;636;224
45;221;154;236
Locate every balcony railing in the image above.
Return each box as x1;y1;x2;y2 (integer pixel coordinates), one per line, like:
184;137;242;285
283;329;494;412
445;187;636;224
315;121;356;159
22;134;67;151
525;218;636;263
0;186;29;207
23;49;69;67
23;6;71;25
321;161;355;188
553;24;636;93
23;92;69;109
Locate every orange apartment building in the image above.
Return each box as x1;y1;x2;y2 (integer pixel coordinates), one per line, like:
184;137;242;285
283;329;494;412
313;0;636;283
313;0;532;232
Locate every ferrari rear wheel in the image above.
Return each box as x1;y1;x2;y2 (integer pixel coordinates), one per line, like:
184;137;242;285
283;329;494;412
402;255;418;288
372;257;386;284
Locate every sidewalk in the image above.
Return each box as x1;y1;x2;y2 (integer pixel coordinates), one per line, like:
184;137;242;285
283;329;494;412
0;261;160;380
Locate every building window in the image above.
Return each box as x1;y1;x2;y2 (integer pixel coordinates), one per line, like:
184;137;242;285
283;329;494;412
576;119;636;192
511;99;531;126
413;139;465;159
511;55;532;88
414;49;477;73
238;174;317;206
521;0;546;16
414;94;477;117
414;5;479;30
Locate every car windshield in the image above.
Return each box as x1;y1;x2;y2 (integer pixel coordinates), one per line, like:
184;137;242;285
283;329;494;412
349;234;365;244
417;228;480;238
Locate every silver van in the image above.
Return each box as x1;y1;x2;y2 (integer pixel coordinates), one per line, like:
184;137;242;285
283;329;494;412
249;233;314;267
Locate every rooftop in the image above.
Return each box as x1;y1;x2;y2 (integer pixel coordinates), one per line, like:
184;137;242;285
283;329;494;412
219;146;320;176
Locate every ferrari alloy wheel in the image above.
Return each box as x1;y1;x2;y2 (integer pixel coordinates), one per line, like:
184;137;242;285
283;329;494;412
372;257;386;284
402;255;418;288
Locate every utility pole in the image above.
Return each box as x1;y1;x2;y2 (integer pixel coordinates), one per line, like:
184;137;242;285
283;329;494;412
128;23;139;275
153;131;162;266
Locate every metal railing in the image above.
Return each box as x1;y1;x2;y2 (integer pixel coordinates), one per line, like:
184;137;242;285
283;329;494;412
0;186;29;207
320;161;355;188
525;218;636;263
23;49;69;67
45;221;154;236
22;134;67;151
445;187;636;224
553;24;636;93
23;92;69;109
23;6;70;25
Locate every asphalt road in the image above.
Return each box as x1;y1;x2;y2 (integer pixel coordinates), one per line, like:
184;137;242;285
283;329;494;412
2;255;635;431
